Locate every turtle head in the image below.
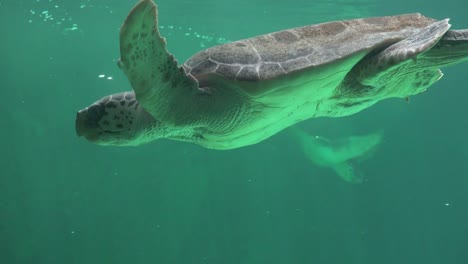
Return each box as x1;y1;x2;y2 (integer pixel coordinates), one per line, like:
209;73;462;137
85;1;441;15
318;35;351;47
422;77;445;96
75;92;164;146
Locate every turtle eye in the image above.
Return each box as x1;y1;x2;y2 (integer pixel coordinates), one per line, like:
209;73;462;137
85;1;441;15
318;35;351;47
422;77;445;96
87;104;105;124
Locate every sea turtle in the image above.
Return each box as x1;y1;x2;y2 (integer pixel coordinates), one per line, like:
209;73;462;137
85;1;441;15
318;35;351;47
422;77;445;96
290;127;383;183
75;0;468;150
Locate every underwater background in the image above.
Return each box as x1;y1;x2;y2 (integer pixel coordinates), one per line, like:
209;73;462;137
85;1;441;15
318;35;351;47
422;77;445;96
1;0;468;263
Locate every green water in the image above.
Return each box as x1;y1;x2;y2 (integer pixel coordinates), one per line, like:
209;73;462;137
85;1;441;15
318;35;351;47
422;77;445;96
1;0;468;263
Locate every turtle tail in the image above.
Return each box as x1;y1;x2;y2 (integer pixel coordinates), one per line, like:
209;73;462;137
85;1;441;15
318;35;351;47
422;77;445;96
290;127;383;183
422;29;468;67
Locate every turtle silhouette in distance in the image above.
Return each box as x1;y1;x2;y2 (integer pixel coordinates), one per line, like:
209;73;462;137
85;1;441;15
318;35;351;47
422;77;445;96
76;0;468;151
290;127;383;183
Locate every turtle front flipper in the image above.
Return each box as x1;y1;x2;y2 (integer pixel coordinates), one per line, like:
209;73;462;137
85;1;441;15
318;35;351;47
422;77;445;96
118;0;200;123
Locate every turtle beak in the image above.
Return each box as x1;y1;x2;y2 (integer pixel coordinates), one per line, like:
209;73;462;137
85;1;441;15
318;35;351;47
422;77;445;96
75;110;87;137
75;105;103;142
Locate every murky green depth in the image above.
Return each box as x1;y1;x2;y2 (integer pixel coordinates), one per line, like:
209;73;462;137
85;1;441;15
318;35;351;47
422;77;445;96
1;0;467;263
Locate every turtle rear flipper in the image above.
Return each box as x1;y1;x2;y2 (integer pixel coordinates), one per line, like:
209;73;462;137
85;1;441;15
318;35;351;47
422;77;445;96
341;19;450;99
421;29;468;67
331;162;363;184
118;0;200;123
